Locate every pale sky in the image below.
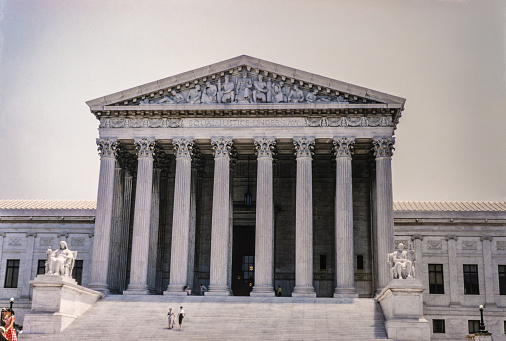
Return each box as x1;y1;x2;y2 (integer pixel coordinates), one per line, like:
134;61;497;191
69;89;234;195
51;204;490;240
0;0;505;201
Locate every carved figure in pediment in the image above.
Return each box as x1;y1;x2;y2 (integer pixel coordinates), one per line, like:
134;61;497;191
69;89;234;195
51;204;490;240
335;95;347;103
157;95;173;104
45;241;76;277
306;90;317;103
271;81;285;103
281;82;290;102
201;81;218;104
236;70;253;103
218;75;235;103
253;74;268;103
187;84;202;104
158;90;184;104
139;98;151;105
288;84;304;103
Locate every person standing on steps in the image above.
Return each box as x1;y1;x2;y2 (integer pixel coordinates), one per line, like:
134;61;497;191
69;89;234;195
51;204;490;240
2;310;16;341
167;308;175;329
177;306;185;330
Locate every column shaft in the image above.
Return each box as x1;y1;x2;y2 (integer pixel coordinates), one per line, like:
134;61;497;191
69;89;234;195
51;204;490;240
447;236;460;306
125;139;155;294
21;234;36;298
117;172;133;293
481;237;495;306
89;139;117;293
372;138;395;292
252;138;275;296
333;137;357;297
107;164;124;293
207;138;233;295
147;168;161;293
292;138;316;297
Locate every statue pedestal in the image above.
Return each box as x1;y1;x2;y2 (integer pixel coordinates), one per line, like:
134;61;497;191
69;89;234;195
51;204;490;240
375;279;430;341
23;275;103;334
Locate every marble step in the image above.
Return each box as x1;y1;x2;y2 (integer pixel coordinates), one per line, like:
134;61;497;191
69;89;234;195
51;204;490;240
20;296;392;341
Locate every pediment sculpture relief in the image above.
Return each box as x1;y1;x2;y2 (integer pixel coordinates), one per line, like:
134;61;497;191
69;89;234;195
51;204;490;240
137;69;350;106
388;243;416;280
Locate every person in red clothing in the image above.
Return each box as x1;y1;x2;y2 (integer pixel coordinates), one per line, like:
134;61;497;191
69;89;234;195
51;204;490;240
2;310;17;341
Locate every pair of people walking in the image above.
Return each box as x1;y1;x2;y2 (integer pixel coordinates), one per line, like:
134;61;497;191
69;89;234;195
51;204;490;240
167;306;185;330
0;309;16;341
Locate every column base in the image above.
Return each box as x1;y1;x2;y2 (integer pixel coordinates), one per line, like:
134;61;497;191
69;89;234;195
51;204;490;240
292;286;316;297
333;286;359;298
87;282;110;296
205;285;231;296
124;284;149;295
251;285;275;297
164;285;189;296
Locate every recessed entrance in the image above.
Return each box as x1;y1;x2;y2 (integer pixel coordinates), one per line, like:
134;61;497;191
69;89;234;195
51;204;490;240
231;225;255;296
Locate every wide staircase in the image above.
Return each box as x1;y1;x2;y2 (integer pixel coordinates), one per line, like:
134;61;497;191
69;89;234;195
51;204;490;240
20;295;391;341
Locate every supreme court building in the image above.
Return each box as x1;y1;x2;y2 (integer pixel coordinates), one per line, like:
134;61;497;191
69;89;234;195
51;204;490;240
86;55;403;298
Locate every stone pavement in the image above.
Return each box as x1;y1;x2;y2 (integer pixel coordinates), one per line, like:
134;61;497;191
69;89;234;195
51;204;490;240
20;295;392;341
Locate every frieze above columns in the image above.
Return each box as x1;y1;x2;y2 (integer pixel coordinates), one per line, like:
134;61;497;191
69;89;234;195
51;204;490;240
293;138;315;158
134;139;156;158
332;138;355;158
372;137;395;158
98;116;394;129
96;139;118;159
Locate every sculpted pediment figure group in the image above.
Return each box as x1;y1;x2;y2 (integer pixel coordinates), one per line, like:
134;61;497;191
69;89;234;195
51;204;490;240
138;69;350;106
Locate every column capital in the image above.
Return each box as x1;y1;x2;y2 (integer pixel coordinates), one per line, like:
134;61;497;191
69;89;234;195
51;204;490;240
211;138;234;158
134;139;156;158
96;139;118;159
25;233;37;238
172;138;194;159
293;137;315;158
480;236;493;242
445;235;458;241
332;137;355;158
254;138;277;158
411;234;424;241
372;137;395;158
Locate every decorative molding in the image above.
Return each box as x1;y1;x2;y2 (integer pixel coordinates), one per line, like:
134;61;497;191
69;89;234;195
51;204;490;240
8;237;22;246
99;116;394;129
134;139;156;158
480;236;493;242
57;232;69;238
293;137;315;158
427;240;442;250
332;137;355;158
497;241;506;250
445;235;458;241
40;237;53;246
96;139;118;158
462;241;477;250
26;232;37;238
254;138;277;158
88;233;94;238
172;138;194;159
372;137;395;158
211;138;233;159
411;234;424;241
71;237;85;247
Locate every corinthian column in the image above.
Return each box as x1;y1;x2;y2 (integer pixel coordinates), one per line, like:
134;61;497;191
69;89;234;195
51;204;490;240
89;138;118;293
333;137;358;297
251;138;276;296
125;138;155;295
207;138;233;296
165;138;194;296
372;137;395;292
292;137;316;297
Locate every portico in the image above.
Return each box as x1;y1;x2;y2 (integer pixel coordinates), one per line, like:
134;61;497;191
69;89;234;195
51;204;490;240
87;55;404;298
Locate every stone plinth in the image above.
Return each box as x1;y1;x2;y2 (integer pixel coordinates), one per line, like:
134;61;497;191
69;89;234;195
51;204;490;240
465;334;492;341
23;275;103;334
375;279;429;341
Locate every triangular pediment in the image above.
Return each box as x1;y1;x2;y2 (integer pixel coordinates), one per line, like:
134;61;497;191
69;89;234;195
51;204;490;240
87;55;404;107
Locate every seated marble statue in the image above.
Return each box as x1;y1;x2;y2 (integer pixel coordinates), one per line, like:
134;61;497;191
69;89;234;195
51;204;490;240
187;84;202;104
45;241;76;277
236;70;252;103
201;81;218;104
288;85;304;103
253;74;268;103
389;243;415;280
218;75;235;103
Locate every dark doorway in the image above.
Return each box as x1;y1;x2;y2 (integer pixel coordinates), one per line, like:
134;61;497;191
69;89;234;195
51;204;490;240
232;225;255;296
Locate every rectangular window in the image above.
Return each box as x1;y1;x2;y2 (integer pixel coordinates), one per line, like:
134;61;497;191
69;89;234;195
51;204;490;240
357;255;364;270
433;319;445;333
72;260;83;285
320;255;327;270
4;260;20;288
37;259;46;275
468;320;480;334
499;265;506;295
464;264;480;295
428;264;444;294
